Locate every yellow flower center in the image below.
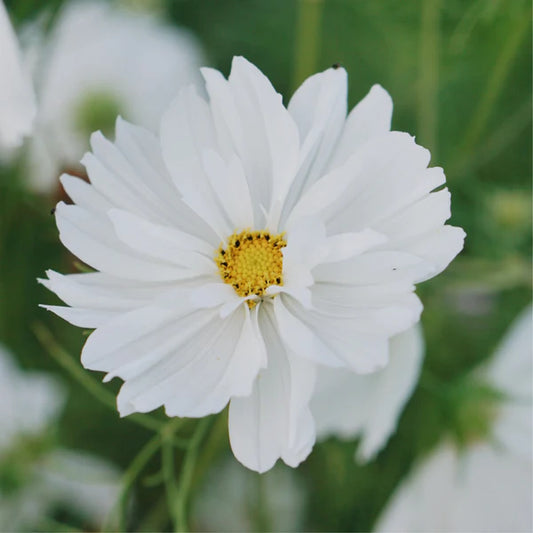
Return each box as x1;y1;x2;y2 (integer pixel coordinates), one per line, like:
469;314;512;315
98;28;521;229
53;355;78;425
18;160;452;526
215;230;286;307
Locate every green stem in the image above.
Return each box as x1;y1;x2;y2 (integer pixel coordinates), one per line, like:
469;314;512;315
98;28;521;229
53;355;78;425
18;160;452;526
104;432;162;532
418;0;441;158
162;432;180;528
456;97;531;173
454;9;531;170
33;322;164;432
291;0;324;93
174;417;212;532
189;408;228;496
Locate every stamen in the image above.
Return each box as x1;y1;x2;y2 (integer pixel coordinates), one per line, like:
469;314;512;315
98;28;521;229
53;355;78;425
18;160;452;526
215;230;286;307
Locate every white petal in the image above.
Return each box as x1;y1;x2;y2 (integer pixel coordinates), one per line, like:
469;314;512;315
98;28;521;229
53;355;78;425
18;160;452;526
160;85;231;238
39;270;174;311
201;149;254;230
372;187;466;281
118;305;266;418
81;303;197;374
108;208;215;275
223;57;300;226
113;118;217;243
42;305;116;329
273;295;345;368
313;250;435;287
330;84;392;169
400;225;466;282
60;174;113;213
87;131;177;225
275;292;421;373
322;228;388;264
229;306;316;472
280;66;347;225
288;132;441;237
0;1;36;149
311;325;424;461
55;203;185;281
188;282;243;312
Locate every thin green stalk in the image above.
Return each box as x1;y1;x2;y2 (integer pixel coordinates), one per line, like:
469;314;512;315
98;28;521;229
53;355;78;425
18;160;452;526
418;0;441;157
291;0;324;93
33;322;116;409
174;417;212;532
33;322;164;432
162;429;179;528
454;9;531;168
455;97;531;174
190;409;228;492
104;432;162;532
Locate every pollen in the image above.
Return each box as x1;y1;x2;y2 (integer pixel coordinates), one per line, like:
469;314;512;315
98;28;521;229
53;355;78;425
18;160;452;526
215;230;286;306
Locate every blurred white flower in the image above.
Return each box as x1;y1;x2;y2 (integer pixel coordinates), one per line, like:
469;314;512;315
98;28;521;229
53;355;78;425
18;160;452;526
24;0;203;193
311;324;424;462
375;305;532;533
0;345;121;531
33;449;122;528
192;457;306;532
0;1;36;151
42;56;464;472
0;344;64;452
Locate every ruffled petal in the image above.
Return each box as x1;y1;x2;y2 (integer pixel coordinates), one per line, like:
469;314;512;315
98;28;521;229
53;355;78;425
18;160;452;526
311;325;424;461
202;57;300;228
160;85;232;238
113;118;216;242
55;202;185;281
39;270;177;311
276;291;420;373
108;208;216;275
329;84;392;169
289;132;438;233
228;306;316;473
279;66;347;226
117;304;266;417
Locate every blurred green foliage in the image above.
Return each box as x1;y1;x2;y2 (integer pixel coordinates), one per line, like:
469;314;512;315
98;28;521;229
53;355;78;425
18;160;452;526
0;0;531;531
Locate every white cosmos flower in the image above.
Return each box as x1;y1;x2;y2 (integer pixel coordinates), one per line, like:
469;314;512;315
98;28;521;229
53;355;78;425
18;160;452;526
24;0;203;193
311;324;424;462
41;56;465;473
375;305;532;533
0;1;36;151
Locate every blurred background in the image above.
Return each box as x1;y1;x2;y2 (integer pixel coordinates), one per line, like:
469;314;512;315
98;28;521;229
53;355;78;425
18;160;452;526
0;0;531;531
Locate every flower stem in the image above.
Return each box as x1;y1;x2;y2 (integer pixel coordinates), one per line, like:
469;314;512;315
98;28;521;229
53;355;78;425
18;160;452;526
104;432;162;532
174;417;213;532
453;7;531;172
33;322;164;432
291;0;324;93
162;427;180;528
